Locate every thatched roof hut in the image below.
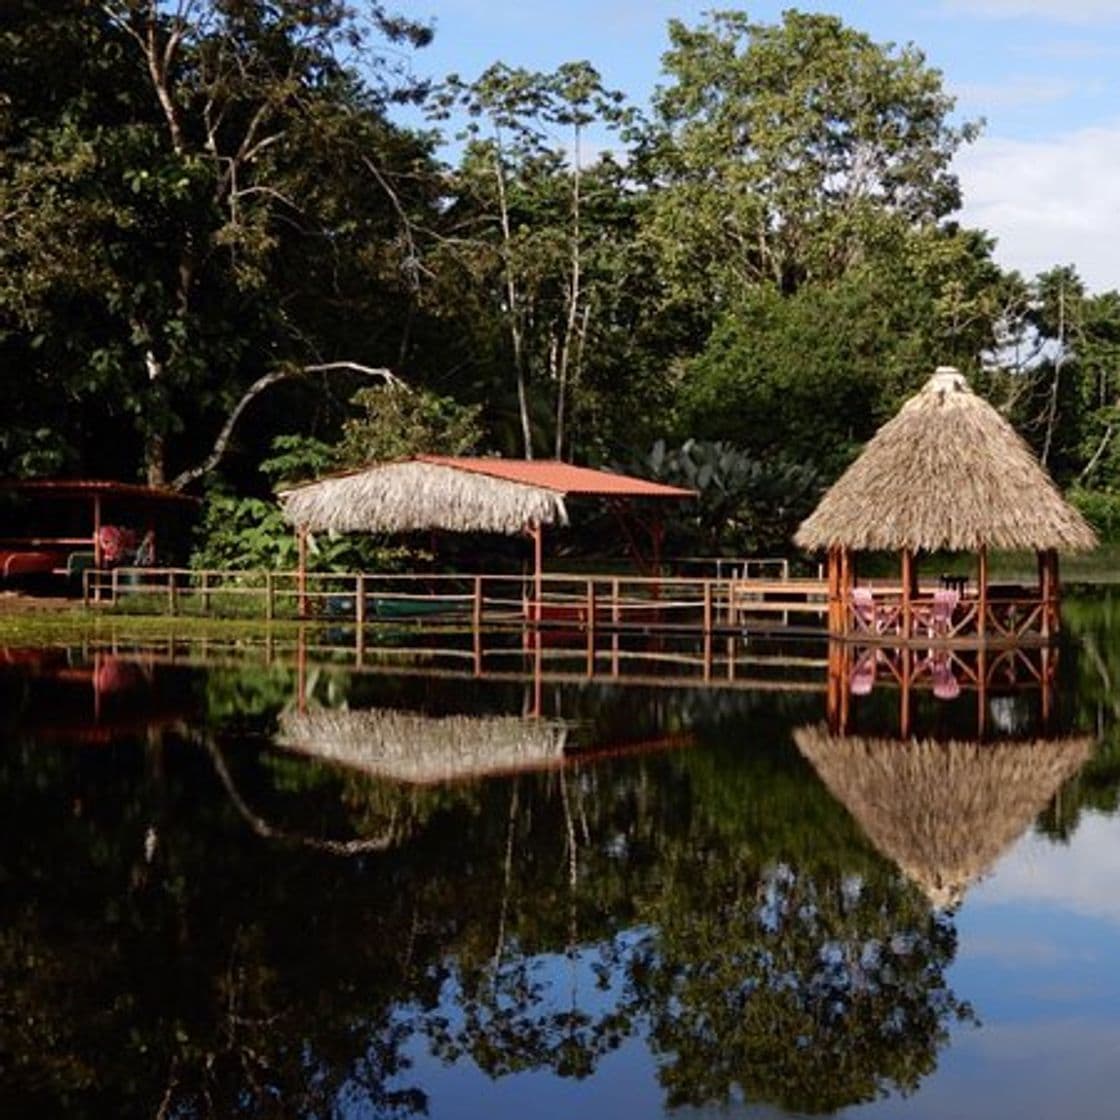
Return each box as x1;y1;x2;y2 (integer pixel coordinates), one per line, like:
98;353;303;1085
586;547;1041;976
795;367;1096;554
796;367;1095;644
278;455;693;536
276;707;571;784
793;724;1092;908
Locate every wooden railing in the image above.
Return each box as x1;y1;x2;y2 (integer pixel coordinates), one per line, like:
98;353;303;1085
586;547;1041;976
81;566;829;633
843;585;1053;643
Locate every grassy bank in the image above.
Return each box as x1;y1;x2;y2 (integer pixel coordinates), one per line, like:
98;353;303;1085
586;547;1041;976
0;606;308;646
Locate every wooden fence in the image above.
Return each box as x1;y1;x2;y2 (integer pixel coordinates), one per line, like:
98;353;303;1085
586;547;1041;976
82;566;830;634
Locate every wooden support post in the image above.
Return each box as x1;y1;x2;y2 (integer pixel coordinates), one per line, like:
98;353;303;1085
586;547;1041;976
839;548;851;636
611;577;620;677
901;549;913;641
473;577;483;678
977;546;988;643
201;571;211;615
826;642;841;733
92;494;102;602
1049;549;1061;636
168;571;178;616
265;571;275;621
1039;549;1050;639
1041;646;1053;726
297;626;307;714
355;573;366;663
533;523;543;624
900;646;912;739
111;566;119;606
977;645;988;738
1039;551;1057;640
702;579;713;682
827;548;839;634
297;527;309;619
586;580;597;678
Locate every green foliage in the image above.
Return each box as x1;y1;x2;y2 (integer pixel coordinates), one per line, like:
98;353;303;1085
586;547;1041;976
335;384;483;465
190;490;302;571
636;10;978;305
1069;489;1120;542
631;439;821;555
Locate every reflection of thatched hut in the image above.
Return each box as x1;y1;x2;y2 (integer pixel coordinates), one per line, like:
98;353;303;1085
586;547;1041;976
276;707;571;785
793;724;1092;908
795;368;1096;643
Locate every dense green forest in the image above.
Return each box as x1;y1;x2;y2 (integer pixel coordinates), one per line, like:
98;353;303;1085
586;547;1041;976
4;1;1120;561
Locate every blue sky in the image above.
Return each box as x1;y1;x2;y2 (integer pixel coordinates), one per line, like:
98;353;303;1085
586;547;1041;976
397;0;1120;292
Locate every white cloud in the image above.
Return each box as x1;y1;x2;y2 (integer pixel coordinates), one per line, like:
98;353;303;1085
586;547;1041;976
955;122;1120;293
942;0;1120;21
972;812;1120;922
952;76;1083;110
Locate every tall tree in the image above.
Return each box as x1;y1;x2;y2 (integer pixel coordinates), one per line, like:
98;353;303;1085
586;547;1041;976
636;10;980;307
432;62;636;459
0;0;435;486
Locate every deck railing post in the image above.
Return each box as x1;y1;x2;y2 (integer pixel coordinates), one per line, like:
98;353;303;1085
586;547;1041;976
586;580;597;678
265;571;275;621
201;571;211;615
473;575;483;631
168;570;178;616
703;579;713;681
355;573;366;662
978;547;989;642
111;566;119;606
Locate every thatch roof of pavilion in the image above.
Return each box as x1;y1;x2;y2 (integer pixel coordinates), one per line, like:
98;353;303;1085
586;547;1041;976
276;707;571;784
793;724;1092;908
277;455;693;536
795;367;1097;553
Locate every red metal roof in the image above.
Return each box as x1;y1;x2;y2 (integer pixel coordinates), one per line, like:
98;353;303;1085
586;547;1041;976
414;456;695;499
0;479;199;504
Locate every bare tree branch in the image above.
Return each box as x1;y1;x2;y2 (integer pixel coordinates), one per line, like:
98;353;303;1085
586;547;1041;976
170;362;404;490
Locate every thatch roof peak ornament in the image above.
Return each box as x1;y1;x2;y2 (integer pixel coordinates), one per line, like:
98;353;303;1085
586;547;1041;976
795;366;1098;554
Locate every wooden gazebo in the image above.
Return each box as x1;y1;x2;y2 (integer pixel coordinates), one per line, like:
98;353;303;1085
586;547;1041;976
795;368;1097;645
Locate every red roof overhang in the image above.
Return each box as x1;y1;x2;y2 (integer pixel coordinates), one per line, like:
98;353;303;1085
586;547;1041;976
412;456;695;499
0;479;199;504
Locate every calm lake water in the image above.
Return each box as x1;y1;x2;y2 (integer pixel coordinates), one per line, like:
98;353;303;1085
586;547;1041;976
4;594;1120;1118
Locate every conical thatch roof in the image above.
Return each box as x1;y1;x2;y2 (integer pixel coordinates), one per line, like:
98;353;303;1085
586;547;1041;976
276;707;570;784
793;724;1092;908
795;367;1097;553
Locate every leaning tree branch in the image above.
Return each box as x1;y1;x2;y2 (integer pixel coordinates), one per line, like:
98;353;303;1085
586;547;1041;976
1078;421;1116;486
169;362;405;491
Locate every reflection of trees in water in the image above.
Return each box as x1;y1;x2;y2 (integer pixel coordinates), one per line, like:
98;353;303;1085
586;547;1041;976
629;862;967;1113
3;695;972;1117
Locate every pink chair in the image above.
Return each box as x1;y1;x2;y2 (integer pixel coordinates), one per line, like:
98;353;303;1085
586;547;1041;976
850;587;898;634
926;588;959;637
850;649;878;695
930;652;961;700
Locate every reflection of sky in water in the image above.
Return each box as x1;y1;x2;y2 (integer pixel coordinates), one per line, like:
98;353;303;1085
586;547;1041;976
910;811;1120;1119
374;795;1120;1119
